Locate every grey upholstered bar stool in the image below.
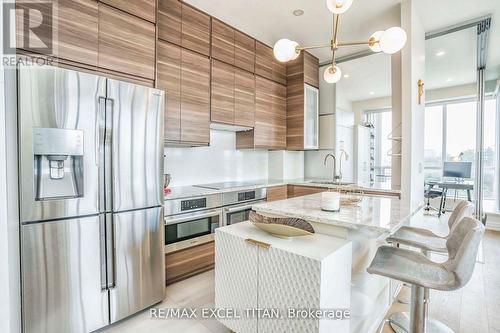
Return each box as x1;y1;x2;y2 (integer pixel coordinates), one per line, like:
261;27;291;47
384;201;474;332
368;217;484;333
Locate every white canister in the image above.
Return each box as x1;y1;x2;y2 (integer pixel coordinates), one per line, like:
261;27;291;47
321;191;340;212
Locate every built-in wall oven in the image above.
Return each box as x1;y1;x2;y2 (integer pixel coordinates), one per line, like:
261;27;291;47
222;188;267;226
164;193;222;253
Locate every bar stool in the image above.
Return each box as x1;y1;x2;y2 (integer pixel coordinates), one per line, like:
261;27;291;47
368;217;484;333
384;200;473;332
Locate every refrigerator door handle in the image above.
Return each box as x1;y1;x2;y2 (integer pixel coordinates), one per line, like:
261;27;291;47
98;97;106;212
99;214;107;291
106;213;116;289
104;98;114;212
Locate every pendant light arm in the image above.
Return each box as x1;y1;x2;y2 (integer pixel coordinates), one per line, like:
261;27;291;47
331;14;340;66
338;40;374;46
296;43;332;51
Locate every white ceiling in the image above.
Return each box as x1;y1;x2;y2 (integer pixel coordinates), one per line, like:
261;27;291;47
185;0;500;98
185;0;402;60
333;54;391;102
417;0;500;82
425;28;477;90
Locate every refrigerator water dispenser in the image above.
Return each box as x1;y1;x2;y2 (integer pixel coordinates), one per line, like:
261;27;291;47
33;128;84;200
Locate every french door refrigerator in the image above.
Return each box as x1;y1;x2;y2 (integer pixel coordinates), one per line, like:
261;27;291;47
18;64;165;333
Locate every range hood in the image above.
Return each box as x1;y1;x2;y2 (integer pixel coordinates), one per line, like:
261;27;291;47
210;123;253;132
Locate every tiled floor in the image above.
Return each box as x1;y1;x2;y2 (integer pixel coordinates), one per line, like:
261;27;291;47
101;217;500;333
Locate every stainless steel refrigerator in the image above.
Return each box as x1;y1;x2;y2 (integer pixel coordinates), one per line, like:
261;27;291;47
18;64;165;333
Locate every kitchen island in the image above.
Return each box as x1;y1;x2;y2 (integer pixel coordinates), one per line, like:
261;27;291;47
215;193;421;333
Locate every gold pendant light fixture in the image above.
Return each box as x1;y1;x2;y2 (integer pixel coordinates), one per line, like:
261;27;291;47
273;0;407;83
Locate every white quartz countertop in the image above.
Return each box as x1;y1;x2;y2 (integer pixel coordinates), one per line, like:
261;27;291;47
164;178;400;200
217;221;351;261
252;193;416;233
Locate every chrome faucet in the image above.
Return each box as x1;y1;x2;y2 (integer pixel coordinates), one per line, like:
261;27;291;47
338;149;349;181
324;153;341;183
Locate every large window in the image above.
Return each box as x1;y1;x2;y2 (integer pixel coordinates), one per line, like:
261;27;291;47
424;98;497;199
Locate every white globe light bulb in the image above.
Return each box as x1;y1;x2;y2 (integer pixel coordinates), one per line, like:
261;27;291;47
273;39;299;62
326;0;354;14
323;65;342;83
379;27;407;54
368;31;383;53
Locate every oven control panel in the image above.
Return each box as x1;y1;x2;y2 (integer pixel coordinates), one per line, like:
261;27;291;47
181;198;207;211
238;191;256;202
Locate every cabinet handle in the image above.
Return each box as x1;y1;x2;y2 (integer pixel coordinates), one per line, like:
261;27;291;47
245;238;271;249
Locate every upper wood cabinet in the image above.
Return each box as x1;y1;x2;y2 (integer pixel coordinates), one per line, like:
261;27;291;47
211;60;235;125
234;68;255;127
158;41;210;145
211;61;255;127
211;19;235;65
158;0;181;45
236;77;285;149
181;4;211;56
234;31;255;73
286;52;320;150
98;3;155;79
158;0;210;56
304;52;320;88
100;0;156;23
255;41;273;81
16;0;99;67
157;41;182;142
255;41;286;85
180;48;211;144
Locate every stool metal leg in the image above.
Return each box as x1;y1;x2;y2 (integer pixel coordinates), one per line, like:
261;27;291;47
389;250;455;333
410;285;425;333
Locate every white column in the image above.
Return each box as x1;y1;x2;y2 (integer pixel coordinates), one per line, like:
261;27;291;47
400;0;426;210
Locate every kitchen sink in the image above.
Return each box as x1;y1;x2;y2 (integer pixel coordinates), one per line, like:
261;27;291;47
310;181;355;186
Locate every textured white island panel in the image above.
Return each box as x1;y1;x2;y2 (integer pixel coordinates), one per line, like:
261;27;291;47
215;222;352;333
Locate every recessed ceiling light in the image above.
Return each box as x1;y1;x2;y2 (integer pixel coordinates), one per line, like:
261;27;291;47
446;78;453;82
293;9;304;16
369;91;375;95
436;51;446;57
343;74;350;78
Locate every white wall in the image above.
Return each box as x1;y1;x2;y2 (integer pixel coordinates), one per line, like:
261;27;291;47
164;130;269;186
268;150;304;180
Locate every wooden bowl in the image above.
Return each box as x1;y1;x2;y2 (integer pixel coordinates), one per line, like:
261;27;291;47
249;211;314;238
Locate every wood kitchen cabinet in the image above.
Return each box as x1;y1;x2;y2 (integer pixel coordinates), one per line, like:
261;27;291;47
181;3;211;56
100;0;156;23
234;31;255;73
157;41;210;145
255;41;286;85
158;0;210;56
158;0;182;45
212;19;235;65
236;77;285;149
288;185;326;198
267;185;288;202
234;68;255;127
211;60;235;125
16;0;99;67
98;3;155;79
255;41;273;81
304;52;320;88
180;48;211;144
157;41;181;141
165;241;215;285
211;61;255;127
286;52;320;150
